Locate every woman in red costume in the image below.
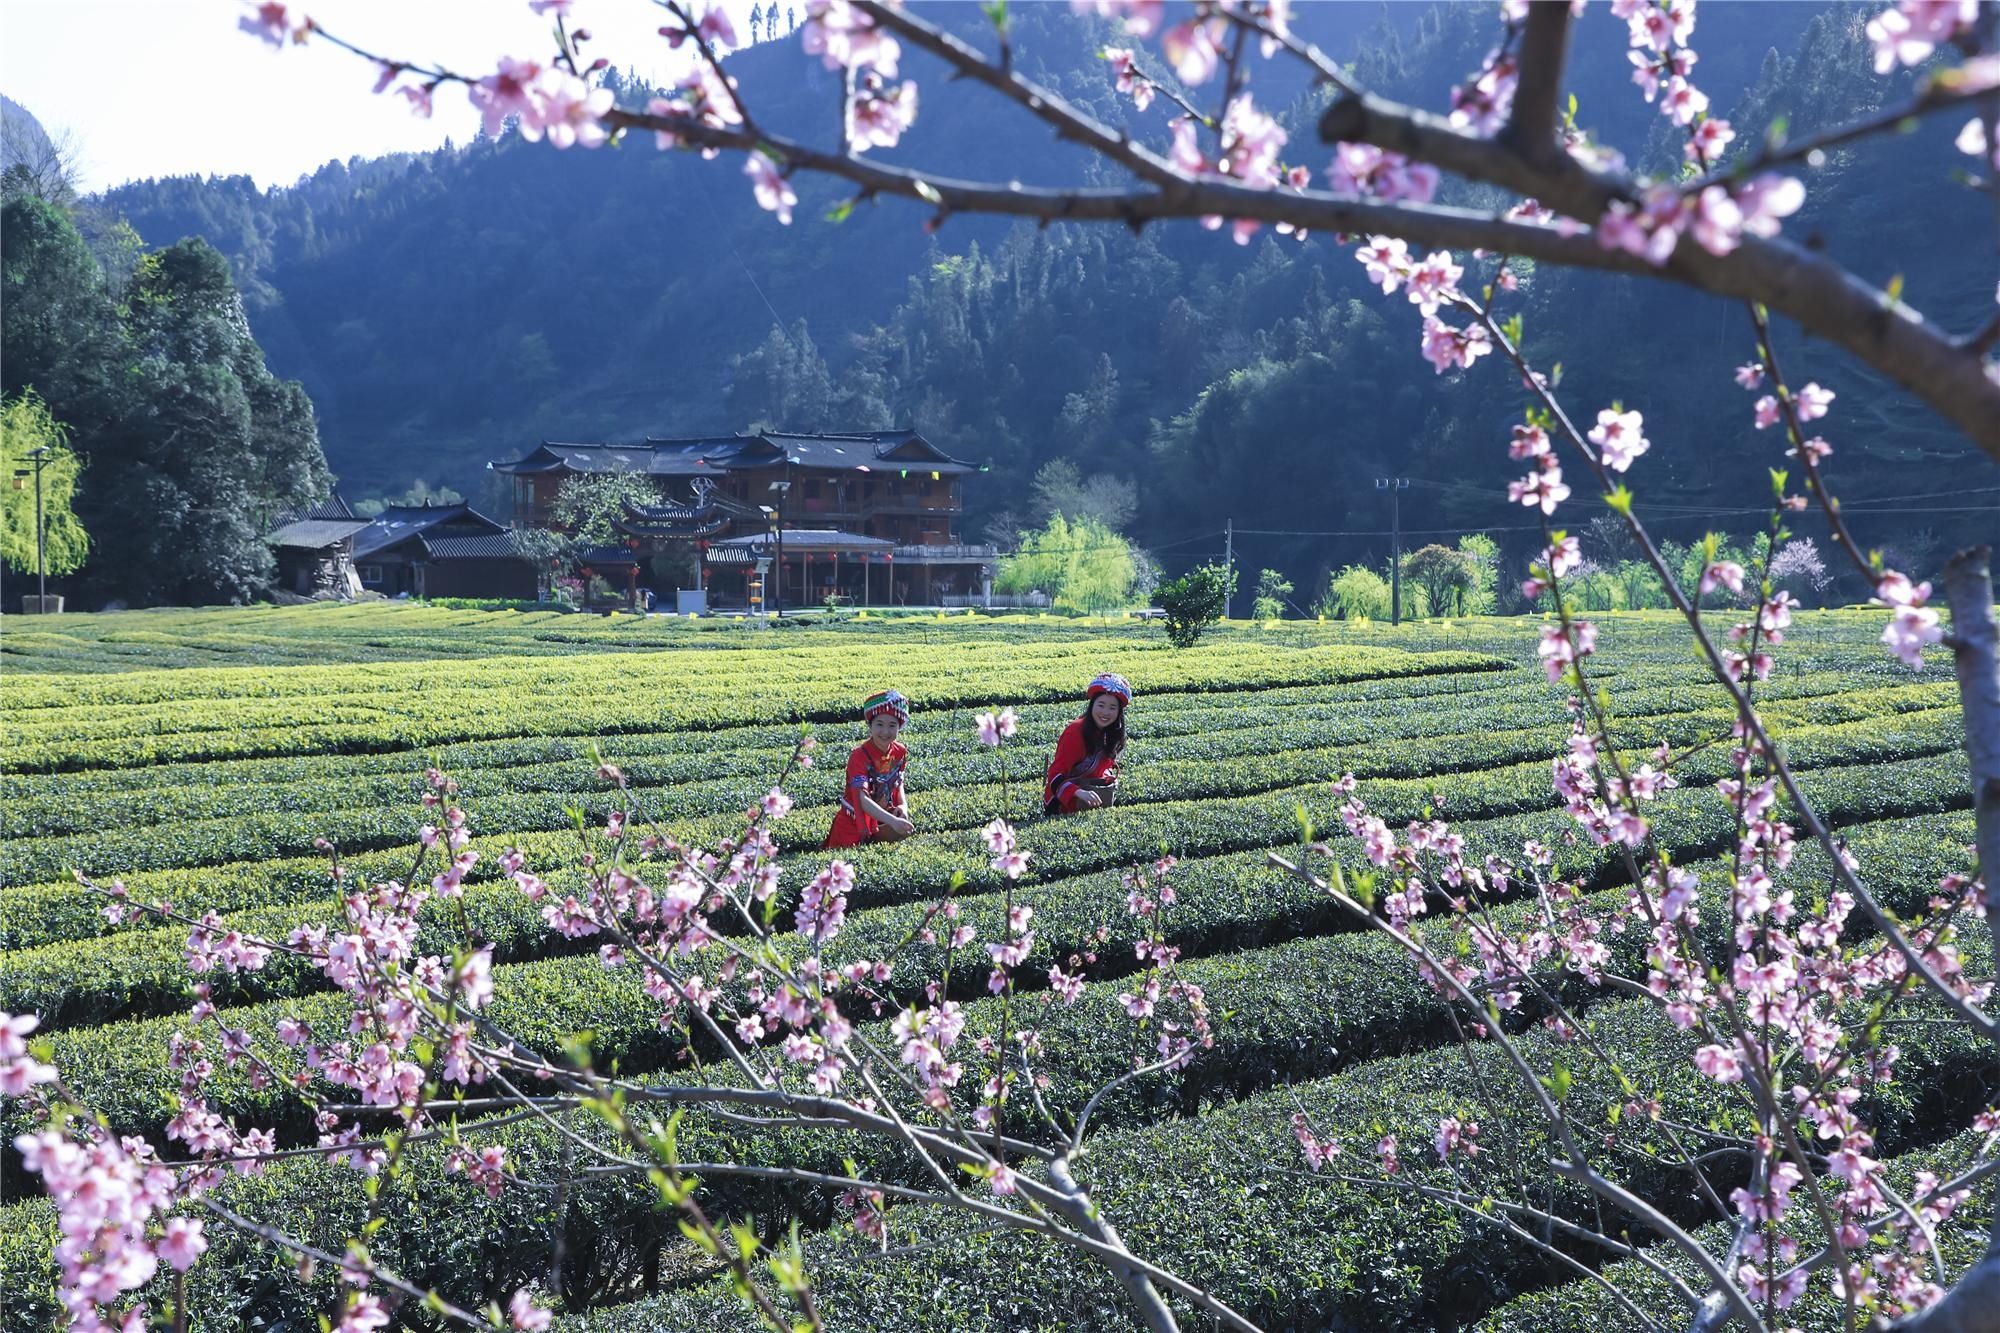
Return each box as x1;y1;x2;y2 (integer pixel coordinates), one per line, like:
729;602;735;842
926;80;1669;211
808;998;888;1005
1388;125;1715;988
824;688;917;849
1044;673;1131;816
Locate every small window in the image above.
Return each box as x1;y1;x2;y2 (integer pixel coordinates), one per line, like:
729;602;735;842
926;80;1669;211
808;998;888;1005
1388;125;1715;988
358;564;385;586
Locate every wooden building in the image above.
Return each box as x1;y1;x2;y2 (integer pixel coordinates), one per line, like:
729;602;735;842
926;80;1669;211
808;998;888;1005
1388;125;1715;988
489;430;997;610
349;502;537;600
267;494;371;597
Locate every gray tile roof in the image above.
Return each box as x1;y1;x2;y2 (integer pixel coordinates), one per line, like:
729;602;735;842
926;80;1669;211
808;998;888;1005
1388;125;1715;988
421;533;528;561
492;431;979;479
351;503;507;559
267;518;372;549
575;544;641;565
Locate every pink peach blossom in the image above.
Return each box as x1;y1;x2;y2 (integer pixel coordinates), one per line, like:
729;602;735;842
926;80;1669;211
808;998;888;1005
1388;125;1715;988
745;152;797;224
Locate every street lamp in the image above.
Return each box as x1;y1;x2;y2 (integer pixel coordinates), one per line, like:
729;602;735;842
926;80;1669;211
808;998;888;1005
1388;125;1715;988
755;504;777;615
14;446;51;610
1375;476;1410;626
766;479;791;617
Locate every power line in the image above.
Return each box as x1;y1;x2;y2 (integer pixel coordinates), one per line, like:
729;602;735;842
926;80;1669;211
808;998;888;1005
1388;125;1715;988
1819;505;2000;514
989;502;1994;562
1842;485;2000;505
1404;476;2000;518
689;162;794;345
1231;501;1996;539
1148;529;1224;551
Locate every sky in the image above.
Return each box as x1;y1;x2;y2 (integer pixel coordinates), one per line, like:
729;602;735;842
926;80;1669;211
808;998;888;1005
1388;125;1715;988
0;0;766;194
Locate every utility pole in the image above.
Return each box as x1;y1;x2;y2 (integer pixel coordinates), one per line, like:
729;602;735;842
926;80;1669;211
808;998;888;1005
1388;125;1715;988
1376;477;1409;625
34;446;46;607
14;447;50;610
1222;518;1235;619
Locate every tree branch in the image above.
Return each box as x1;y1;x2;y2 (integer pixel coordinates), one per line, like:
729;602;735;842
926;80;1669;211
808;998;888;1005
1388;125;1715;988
313;2;2000;458
1942;546;2000;1052
1893;1257;2000;1333
1047;1156;1181;1333
1316;91;2000;460
1503;2;1574;165
616;109;1653;262
1688;69;1999;193
858;1;1188;193
1476;301;1999;1044
1270;851;1772;1333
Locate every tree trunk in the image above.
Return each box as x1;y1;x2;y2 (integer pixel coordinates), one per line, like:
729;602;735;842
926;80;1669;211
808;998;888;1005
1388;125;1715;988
1899;547;2000;1333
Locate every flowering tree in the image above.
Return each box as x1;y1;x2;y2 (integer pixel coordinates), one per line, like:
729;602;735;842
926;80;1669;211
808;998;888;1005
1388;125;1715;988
9;1;2000;1329
229;0;2000;448
1769;537;1835;600
7;719;1229;1332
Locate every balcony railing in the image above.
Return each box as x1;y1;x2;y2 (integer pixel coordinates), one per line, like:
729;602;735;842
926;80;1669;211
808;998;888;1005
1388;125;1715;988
793;496;964;517
892;543;998;563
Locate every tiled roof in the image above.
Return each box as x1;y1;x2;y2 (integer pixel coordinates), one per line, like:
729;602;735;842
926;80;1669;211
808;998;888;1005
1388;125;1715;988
491;431;980;479
421;533;527;561
268;518;371;549
271;492;360;523
351;503;506;559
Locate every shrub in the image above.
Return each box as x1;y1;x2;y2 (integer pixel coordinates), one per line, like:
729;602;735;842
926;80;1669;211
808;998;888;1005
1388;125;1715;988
1250;567;1292;620
1152;562;1235;648
1319;564;1392;620
995;514;1140;616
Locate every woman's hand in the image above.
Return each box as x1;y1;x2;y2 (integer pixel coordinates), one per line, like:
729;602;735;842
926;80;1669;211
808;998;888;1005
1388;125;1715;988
1077;790;1103;809
887;814;916;837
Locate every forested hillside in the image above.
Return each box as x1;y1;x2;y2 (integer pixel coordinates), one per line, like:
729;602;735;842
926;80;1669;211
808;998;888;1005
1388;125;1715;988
85;1;1987;598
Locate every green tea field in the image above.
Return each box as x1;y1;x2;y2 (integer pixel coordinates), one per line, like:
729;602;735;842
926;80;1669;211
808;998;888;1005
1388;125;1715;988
2;603;1990;1331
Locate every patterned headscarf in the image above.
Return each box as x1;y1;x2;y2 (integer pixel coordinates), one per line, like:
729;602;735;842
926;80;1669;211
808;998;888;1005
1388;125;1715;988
1086;673;1133;705
862;688;911;723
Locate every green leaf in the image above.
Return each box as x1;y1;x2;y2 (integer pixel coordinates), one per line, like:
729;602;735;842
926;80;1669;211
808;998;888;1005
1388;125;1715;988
824;198;855;225
648;1167;688;1206
561;1030;598;1070
1548;1063;1574;1102
981;0;1009;30
1604;484;1634;516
